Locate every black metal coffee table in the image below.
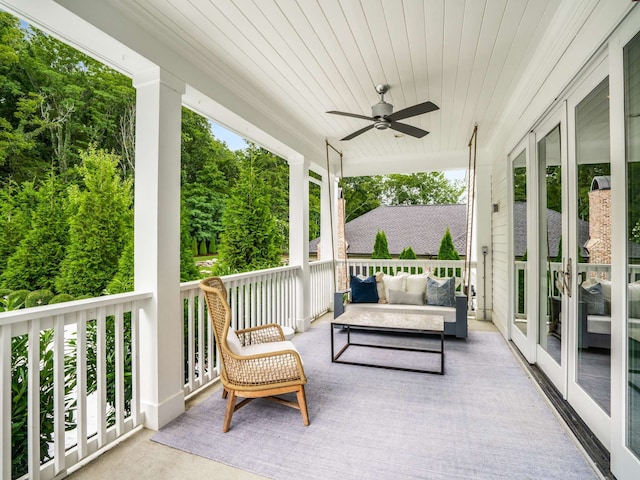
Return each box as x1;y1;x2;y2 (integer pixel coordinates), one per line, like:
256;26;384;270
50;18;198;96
331;310;445;375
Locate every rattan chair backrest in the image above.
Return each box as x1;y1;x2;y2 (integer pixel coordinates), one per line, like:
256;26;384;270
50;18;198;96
199;277;232;381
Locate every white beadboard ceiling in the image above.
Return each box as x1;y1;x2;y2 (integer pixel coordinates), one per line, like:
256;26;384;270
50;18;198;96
32;0;575;174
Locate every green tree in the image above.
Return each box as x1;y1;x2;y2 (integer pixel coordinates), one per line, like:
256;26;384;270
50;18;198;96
1;175;68;291
181;108;234;248
180;197;200;281
106;230;134;294
238;144;289;251
372;230;392;259
437;227;460;260
216;152;282;273
55;148;132;296
0;180;38;275
399;247;417;259
382;172;465;205
340;175;383;222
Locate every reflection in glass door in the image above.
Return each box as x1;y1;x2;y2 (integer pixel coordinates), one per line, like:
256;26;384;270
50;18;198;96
513;151;528;337
538;124;563;366
624;30;640;459
575;77;611;415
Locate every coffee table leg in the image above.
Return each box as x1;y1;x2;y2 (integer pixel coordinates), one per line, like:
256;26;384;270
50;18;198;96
440;332;444;374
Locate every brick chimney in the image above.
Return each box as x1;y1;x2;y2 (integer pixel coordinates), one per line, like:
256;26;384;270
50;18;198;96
584;176;611;265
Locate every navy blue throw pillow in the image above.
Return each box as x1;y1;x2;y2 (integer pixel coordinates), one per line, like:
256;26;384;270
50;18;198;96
350;275;379;303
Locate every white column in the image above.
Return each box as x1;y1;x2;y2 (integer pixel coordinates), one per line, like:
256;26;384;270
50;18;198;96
133;67;185;430
289;156;311;332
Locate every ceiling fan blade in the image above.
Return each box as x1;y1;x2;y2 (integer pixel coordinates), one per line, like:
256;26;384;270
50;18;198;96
326;110;374;121
389;121;429;138
341;124;375;141
387;101;439;122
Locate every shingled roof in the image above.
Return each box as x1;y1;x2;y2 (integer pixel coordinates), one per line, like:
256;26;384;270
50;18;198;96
309;202;604;259
311;204;468;257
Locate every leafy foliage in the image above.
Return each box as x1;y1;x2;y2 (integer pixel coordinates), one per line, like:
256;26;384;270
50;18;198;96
1;175;68;291
11;330;76;479
340;172;465;222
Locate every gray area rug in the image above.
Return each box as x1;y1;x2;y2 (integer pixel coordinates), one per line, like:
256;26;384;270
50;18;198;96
152;321;599;479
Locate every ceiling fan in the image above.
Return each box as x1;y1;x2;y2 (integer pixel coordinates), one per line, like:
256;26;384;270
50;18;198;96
327;84;439;141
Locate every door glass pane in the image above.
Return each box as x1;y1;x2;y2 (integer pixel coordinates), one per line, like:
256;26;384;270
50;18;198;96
513;151;527;335
624;30;640;458
575;77;611;415
538;125;562;364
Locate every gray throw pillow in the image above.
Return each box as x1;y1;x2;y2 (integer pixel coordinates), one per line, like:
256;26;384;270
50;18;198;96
387;289;424;306
426;276;456;307
581;282;605;315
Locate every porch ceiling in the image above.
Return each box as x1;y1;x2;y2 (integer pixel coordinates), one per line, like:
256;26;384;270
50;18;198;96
11;0;590;175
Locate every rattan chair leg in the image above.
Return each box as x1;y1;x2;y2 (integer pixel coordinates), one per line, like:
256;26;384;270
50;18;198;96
223;390;236;432
297;386;310;426
222;388;228;399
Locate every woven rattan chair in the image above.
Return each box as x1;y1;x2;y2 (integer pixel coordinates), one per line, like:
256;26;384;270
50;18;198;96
199;277;309;432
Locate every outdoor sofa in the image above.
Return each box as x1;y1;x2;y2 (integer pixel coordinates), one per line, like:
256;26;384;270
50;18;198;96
334;272;468;338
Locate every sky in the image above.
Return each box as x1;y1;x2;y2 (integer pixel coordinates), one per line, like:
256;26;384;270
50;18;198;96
209;122;466;181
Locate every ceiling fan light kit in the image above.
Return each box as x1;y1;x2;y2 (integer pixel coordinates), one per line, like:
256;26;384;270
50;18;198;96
327;84;439;141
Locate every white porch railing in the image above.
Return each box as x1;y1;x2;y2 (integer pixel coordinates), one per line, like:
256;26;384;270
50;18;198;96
336;259;476;293
309;259;334;318
0;292;151;480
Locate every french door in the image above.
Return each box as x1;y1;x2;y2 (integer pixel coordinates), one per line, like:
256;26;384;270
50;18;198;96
534;108;568;395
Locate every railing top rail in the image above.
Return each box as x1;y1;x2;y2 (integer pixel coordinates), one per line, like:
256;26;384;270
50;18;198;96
180;264;301;291
309;259;334;267
0;290;153;325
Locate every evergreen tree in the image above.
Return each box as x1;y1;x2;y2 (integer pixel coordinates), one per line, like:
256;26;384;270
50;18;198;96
55;148;132;296
399;247;417;259
105;230;134;294
0;181;38;275
1;175;68;291
437;227;460;260
180;197;200;281
216;153;282;273
372;230;392;259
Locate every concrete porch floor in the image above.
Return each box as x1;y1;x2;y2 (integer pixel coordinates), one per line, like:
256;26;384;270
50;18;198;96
65;315;568;480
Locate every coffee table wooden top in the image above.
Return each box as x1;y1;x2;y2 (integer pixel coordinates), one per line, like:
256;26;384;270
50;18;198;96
335;309;444;332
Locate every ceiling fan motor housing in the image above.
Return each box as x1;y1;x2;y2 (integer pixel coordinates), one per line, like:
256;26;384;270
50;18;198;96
372;101;393;119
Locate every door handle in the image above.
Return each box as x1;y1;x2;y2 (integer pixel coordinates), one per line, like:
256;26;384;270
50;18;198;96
562;257;572;298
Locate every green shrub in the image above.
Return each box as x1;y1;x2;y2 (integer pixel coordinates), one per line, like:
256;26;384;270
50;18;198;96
199;240;207;256
25;289;54;308
49;293;75;304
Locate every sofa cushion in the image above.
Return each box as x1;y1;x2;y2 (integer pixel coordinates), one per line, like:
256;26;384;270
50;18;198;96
405;274;428;295
242;340;300;359
427;276;456;308
350;275;379;303
226;326;243;355
387;289;424;306
374;271;386;301
581;282;605;315
629;282;640;319
383;275;406;299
